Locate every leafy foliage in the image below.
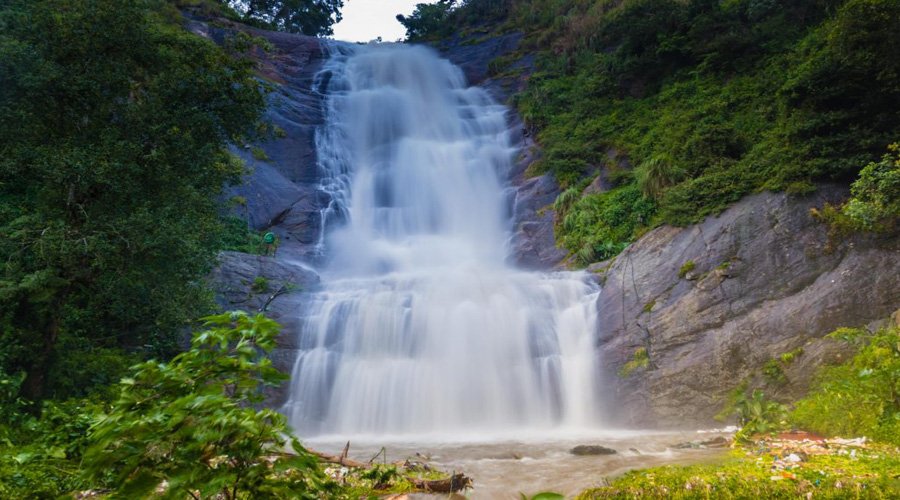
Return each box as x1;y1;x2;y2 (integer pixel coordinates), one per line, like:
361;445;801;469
396;0;510;42
221;0;343;36
792;325;900;445
440;0;900;265
0;396;100;499
397;0;457;41
723;389;788;441
558;185;655;266
84;311;332;499
677;260;696;279
813;143;900;233
0;0;266;400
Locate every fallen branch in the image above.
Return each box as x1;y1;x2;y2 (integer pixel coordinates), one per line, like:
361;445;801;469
408;473;473;493
305;444;473;493
309;448;368;468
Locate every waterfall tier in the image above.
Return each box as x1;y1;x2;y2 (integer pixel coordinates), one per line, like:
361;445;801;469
283;43;601;436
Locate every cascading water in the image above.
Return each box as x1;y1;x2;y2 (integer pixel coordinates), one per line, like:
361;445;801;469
283;43;601;437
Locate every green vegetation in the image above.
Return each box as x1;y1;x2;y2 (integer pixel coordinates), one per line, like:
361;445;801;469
252;276;271;293
219;0;343;36
780;348;804;364
397;0;510;42
84;311;332;499
813;143;900;234
576;447;900;499
762;359;788;385
0;311;465;498
0;0;268;402
585;324;900;498
678;260;696;279
251;146;271;161
220;216;268;255
618;347;650;377
792;325;900;445
730;389;788;441
417;0;900;265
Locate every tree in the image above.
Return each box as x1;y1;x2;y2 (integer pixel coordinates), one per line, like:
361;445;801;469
396;0;456;41
0;0;266;400
84;311;333;499
224;0;344;36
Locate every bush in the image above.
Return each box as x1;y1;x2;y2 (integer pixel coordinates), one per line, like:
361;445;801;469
558;184;655;266
791;325;900;445
84;311;334;499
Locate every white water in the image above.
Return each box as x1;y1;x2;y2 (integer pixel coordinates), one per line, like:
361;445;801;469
283;43;602;437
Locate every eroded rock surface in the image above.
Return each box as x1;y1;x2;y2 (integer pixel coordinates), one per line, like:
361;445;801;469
209;251;320;406
595;187;900;428
188;16;330;405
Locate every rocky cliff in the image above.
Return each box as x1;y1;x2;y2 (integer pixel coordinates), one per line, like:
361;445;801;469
593;187;900;427
189;17;330;406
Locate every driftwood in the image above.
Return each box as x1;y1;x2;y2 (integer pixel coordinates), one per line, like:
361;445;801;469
309;446;368;468
308;442;473;493
408;473;473;493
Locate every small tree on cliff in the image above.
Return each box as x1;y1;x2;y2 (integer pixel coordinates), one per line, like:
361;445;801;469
223;0;344;36
84;311;334;499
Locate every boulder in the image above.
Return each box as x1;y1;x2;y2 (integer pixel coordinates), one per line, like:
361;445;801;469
570;445;618;456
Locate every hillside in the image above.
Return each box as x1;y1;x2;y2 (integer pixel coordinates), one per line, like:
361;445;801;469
405;0;899;264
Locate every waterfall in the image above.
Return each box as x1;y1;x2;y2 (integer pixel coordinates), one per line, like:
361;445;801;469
283;43;601;437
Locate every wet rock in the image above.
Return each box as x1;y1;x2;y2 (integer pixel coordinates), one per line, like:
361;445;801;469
224;153;305;230
597;186;900;428
673;436;730;449
571;445;617;456
433;32;524;87
209;251;321;407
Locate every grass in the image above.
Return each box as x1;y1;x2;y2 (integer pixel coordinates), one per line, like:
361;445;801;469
618;347;650;377
678;260;696;279
576;445;900;499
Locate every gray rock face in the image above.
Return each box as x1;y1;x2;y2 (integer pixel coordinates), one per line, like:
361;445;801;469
210;251;320;406
189;17;332;406
595;186;900;428
434;32;524;88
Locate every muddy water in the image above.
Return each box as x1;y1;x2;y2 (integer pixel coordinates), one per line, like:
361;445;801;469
305;429;731;498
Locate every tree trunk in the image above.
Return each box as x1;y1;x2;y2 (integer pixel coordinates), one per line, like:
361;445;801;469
20;301;62;403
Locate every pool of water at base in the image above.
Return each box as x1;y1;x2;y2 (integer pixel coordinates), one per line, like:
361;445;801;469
303;429;732;498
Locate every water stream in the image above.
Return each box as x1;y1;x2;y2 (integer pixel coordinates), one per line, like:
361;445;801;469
283;43;601;437
278;43;712;495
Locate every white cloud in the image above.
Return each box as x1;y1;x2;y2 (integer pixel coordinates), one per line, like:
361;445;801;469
332;0;436;42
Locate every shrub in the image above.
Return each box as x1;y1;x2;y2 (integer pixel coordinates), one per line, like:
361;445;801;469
678;260;696;278
84;311;333;499
635;154;685;199
618;347;650;377
731;389;788;441
791;325;900;445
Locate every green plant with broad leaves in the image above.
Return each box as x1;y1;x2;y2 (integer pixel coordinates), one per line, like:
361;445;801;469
792;325;900;445
83;311;334;499
725;389;788;442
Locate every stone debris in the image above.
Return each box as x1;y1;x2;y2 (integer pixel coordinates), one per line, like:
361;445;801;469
672;435;732;449
748;435;873;481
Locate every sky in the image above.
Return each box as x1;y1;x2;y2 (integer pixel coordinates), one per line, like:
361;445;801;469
332;0;434;42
